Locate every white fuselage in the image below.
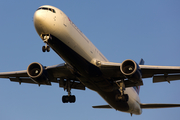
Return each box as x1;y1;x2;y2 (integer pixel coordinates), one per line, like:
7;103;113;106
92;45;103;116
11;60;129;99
34;5;142;115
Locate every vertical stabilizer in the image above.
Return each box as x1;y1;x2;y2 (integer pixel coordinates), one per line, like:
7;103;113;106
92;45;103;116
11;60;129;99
139;58;145;65
133;58;145;94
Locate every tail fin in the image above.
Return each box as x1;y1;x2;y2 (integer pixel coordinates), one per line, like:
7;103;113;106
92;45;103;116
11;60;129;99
139;58;145;65
133;86;140;95
133;59;144;95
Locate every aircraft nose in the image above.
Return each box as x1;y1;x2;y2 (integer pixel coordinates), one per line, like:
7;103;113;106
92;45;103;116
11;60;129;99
33;10;47;35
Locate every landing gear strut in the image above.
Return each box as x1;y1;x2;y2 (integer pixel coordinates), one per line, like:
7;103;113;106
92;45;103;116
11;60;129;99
41;34;51;52
116;80;129;102
62;79;76;103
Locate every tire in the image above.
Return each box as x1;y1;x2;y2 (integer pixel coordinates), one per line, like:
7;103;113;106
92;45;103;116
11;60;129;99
42;46;46;52
69;95;76;103
62;96;69;103
47;46;50;52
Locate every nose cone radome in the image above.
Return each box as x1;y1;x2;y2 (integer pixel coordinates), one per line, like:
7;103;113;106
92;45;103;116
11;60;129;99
33;10;47;35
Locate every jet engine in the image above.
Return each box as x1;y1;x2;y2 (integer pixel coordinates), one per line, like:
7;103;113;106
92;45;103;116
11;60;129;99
120;59;142;83
27;62;51;85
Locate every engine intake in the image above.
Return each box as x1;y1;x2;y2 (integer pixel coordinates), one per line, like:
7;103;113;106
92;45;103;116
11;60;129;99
120;59;142;83
27;62;51;85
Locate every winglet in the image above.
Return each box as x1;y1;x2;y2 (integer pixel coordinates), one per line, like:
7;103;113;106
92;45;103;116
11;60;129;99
139;58;145;65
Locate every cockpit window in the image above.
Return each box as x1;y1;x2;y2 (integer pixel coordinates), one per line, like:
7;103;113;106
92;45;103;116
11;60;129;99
37;7;56;13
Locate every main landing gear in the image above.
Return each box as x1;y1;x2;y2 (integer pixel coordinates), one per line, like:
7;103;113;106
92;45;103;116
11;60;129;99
62;95;76;103
116;80;129;102
62;79;76;103
42;34;51;52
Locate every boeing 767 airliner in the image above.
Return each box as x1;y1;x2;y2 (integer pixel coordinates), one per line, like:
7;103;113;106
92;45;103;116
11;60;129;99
0;5;180;115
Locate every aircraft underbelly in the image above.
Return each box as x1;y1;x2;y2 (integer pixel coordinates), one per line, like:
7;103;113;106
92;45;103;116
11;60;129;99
47;35;115;90
48;35;100;75
47;35;131;112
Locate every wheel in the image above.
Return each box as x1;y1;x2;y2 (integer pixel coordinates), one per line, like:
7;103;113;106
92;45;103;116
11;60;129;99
62;95;76;103
62;96;69;103
47;46;50;52
42;46;46;52
69;95;76;103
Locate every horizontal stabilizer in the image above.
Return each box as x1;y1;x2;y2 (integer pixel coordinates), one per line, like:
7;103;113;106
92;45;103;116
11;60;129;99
92;105;112;109
140;103;180;109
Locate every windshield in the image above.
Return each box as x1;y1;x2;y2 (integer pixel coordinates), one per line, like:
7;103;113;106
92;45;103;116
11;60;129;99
37;7;56;13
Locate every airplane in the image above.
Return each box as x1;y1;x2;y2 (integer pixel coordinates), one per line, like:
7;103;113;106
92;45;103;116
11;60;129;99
0;5;180;115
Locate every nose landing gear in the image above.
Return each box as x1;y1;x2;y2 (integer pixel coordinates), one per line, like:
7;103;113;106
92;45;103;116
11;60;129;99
41;34;51;52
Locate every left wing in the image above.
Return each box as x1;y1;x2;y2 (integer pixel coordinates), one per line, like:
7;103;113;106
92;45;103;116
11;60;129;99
0;63;85;90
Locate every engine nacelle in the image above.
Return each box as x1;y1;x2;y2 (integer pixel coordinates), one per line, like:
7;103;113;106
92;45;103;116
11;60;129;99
120;59;142;83
27;62;51;85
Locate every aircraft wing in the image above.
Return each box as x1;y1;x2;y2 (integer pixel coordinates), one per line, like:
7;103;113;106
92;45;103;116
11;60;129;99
139;65;180;83
99;61;180;86
0;63;85;90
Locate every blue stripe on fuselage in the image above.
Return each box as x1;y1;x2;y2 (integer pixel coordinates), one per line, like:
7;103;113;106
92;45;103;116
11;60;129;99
133;86;140;95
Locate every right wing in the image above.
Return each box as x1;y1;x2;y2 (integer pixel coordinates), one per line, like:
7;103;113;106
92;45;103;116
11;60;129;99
98;60;180;87
139;65;180;83
0;63;85;90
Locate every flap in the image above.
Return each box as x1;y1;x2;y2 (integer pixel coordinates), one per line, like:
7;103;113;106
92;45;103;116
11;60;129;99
153;74;180;83
10;77;36;84
59;79;85;90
